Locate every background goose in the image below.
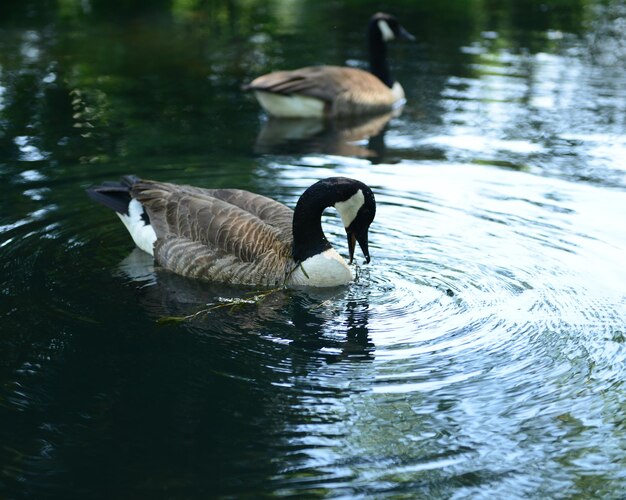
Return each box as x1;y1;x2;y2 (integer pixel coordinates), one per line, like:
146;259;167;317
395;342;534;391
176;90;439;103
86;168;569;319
86;176;376;287
244;12;415;118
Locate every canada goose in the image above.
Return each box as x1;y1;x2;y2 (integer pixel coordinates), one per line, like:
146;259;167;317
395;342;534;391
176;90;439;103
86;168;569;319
86;176;376;287
244;12;415;118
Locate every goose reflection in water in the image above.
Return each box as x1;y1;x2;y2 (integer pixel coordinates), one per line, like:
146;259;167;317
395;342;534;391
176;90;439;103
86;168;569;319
117;248;375;363
253;111;395;163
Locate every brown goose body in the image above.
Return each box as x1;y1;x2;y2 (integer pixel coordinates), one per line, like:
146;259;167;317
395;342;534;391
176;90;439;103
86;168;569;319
86;177;376;288
247;65;402;118
244;13;414;118
134;181;296;285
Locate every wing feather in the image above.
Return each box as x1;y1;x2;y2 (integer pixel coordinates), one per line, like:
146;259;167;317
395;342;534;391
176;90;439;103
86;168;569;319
130;180;294;285
246;66;396;114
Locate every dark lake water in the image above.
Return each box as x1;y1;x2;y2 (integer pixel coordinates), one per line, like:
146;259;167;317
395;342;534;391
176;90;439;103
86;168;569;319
2;0;626;498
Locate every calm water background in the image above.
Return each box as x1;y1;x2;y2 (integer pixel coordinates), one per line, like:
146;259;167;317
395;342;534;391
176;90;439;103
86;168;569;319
1;0;626;498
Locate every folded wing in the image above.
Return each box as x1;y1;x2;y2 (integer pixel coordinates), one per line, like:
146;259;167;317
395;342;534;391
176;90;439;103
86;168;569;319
246;66;396;116
131;181;295;285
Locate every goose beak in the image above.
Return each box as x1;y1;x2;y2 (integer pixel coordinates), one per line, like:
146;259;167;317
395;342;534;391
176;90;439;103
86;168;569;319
399;27;416;42
347;230;371;265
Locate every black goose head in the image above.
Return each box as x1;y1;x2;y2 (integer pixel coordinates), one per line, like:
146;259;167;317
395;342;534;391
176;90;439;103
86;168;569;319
332;178;376;265
368;13;415;88
292;177;376;265
369;12;415;44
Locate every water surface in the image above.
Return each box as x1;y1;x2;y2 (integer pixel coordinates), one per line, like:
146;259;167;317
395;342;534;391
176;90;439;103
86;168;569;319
1;1;626;498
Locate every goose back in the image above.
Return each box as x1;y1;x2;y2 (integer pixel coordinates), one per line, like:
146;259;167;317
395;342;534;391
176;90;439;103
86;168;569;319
248;66;399;117
131;180;296;285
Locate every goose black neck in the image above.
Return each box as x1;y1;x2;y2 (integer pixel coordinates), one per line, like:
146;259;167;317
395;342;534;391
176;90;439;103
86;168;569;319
292;188;334;263
292;178;359;263
368;26;393;88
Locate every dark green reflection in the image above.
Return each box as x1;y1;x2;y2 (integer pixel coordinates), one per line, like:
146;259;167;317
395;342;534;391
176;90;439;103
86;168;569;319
2;0;616;498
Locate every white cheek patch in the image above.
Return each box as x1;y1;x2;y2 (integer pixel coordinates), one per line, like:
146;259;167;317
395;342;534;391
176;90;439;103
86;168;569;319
335;189;365;228
378;19;395;42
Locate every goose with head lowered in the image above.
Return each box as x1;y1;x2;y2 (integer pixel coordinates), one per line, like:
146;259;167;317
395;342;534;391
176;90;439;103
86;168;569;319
243;12;415;118
86;177;376;287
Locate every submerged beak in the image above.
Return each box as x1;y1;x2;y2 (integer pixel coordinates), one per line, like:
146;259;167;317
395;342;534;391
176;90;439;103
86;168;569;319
399;26;416;42
347;230;371;265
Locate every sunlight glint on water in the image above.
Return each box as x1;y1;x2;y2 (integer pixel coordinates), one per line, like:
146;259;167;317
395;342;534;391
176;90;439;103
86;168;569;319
253;158;626;494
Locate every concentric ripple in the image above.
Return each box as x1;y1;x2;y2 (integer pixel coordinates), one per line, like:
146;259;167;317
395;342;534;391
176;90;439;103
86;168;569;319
240;159;626;497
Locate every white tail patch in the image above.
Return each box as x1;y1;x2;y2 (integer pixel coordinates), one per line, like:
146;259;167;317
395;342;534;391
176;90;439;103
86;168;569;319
254;91;325;118
378;19;395;42
391;81;406;105
335;189;365;228
116;199;157;256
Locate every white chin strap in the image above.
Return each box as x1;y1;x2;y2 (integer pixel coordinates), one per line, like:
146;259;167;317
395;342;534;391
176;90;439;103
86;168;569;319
378;19;395;42
335;189;365;228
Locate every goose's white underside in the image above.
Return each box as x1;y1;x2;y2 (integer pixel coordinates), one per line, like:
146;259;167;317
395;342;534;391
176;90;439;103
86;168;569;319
117;199;157;256
256;85;405;118
288;248;352;287
254;91;325;118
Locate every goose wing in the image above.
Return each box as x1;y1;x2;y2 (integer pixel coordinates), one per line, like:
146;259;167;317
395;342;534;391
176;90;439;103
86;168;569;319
246;66;396;115
131;180;295;285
